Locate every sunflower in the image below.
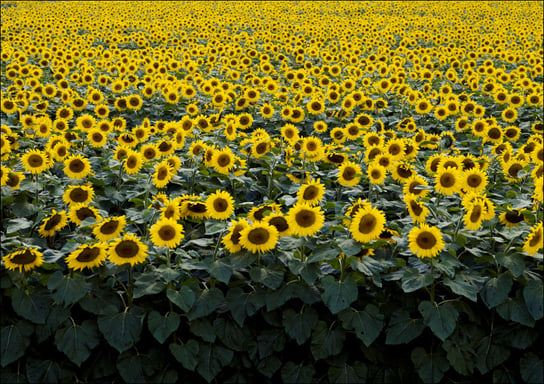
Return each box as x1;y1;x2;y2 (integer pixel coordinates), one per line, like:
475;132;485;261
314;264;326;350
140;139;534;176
88;128;108;148
1;98;17;114
404;195;429;224
123;151;144;175
349;206;386;243
463;201;486;230
4;171;25;190
65;243;108;271
64;154;92;179
180;199;208;220
2;248;44;272
63;184;95;206
342;198;372;227
403;175;430;199
408;224;445;259
391;161;415;182
92;216;126;242
263;213;292;237
523;222;543;256
206;190;234;220
499;209;526;227
21;149;51;174
287;203;325;237
152;160;175;189
338;161;361;187
69;203;102;226
126;94;143;111
261;104;275;119
108;233;148;266
296;178;325;206
501;107;518;123
38;210;68;238
222;219;249;253
462;168;488;194
239;222;279;254
435;167;462;196
150;217;185;249
248;203;282;222
307;99;325;115
367;164;387;185
280;124;300;144
415;98;432;114
211;147;235;175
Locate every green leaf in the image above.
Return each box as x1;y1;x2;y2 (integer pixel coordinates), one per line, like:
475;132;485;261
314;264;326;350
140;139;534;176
306;244;340;263
11;289;51;324
339;304;384;347
338;238;361;256
116;352;147;384
187;288;224;321
167;286;196;313
282;307;318;345
288;259;321;285
54;320;99;367
97;307;145;353
148;310;180;344
257;329;286;359
328;362;367;384
321;275;358;314
401;268;434;293
442;324;483;376
523;279;543;320
169;339;199;371
190;318;216;343
214;317;253;352
480;273;513;309
281;361;315;383
257;355;282;378
411;347;449;384
1;322;33;367
47;271;88;307
226;287;254;327
6;217;33;234
520;352;543;384
502;253;525;277
443;272;486;302
310;321;345;360
26;358;71;384
475;336;511;374
209;259;232;284
385;310;425;345
196;344;234;383
496;296;536;327
418;301;458;341
133;272;165;299
249;264;284;289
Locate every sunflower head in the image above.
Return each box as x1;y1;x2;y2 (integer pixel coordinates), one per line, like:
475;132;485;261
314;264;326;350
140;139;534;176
287;203;325;237
408;224;445;258
66;243;108;271
239;222;279;254
3;248;44;272
108;233;148;266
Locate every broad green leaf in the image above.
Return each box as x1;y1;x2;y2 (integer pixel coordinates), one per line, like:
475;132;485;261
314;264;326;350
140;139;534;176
310;321;345;360
214;317;253;352
116;351;157;383
169;339;199;371
35;306;70;344
54;320;99;367
187;287;224;321
282;307;318;345
480;273;512;309
496;296;536;327
1;322;33;367
47;271;88;307
257;355;282;378
226;287;256;327
306;244;340;263
338;238;361;256
6;217;33;234
401;268;434;293
11;289;51;324
411;347;449;384
265;283;295;311
321;275;358;314
249;264;284;289
523;279;543;320
167;286;196;313
328;362;367;384
443;272;486;302
133;272;165;299
97;307;145;353
257;329;285;359
196;344;233;383
418;301;458;341
288;259;321;285
148;310;180;344
208;259;232;284
441;324;483;376
338;304;384;346
26;358;71;383
281;361;315;383
520;352;543;384
475;336;511;374
190;318;216;343
385;310;425;345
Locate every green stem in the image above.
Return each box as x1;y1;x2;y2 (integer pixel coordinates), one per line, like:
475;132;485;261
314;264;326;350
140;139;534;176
166;248;171;269
340;255;345;282
212;230;224;263
127;265;133;308
430;258;436;304
116;164;123;192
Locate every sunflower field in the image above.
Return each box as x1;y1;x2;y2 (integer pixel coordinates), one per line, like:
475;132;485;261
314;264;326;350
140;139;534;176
1;1;543;383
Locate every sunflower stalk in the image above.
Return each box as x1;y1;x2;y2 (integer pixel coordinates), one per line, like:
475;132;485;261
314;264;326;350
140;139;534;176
116;163;123;192
127;265;134;308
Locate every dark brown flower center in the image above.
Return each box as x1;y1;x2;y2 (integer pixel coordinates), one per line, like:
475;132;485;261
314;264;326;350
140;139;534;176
69;159;85;173
529;229;542;247
505;212;524;224
69;188;88;202
11;250;36;265
217;154;231;167
76;247;100;262
213;198;228;212
247;228;270;244
467;174;482;187
115;240;139;258
269;217;288;232
230;224;244;245
100;220;119;234
295;209;316;227
397;165;412;178
343;167;356;180
255;142;268;154
188;202;206;213
416;231;437;249
508;164;522;178
28;154;44;167
470;205;482;222
157;167;169;180
410;200;423;216
159;225;176;240
302;186;319;200
76;207;96;221
440;173;455;187
358;214;377;234
44;214;62;230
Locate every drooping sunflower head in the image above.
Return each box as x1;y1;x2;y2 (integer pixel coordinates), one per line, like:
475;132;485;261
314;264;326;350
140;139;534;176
69;203;102;226
38;209;68;238
3;248;44;272
92;216;126;242
222;219;250;253
66;243;108;271
248;203;282;222
523;221;543;256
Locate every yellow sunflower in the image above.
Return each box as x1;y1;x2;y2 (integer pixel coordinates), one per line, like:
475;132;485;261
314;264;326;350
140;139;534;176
92;216;126;242
434;167;462;196
63;184;95;206
69;203;102;226
404;195;429;224
150;217;184;248
152;160;175;188
367;164;387;185
402;175;430;199
123;151;144;175
337;161;361;187
38;210;68;238
65;243;108;271
239;222;279;254
287;203;325;237
21;149;51;174
211;147;235;175
349;206;386;243
206;190;235;220
2;248;44;272
108;233;148;266
263;213;292;237
4;171;25;190
408;224;445;259
463;201;486;231
499;209;526;227
64;154;92;179
222;219;249;253
462;168;488;194
296;178;325;206
248;203;282;222
523;222;543;256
